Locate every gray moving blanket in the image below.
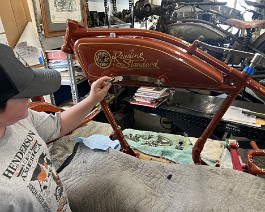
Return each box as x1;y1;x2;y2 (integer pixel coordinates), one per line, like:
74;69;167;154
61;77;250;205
59;144;265;212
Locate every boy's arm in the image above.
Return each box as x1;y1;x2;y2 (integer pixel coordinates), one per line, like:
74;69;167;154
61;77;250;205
58;76;112;138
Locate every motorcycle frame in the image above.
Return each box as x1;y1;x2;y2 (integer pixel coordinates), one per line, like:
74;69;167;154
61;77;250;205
61;19;265;166
135;0;265;70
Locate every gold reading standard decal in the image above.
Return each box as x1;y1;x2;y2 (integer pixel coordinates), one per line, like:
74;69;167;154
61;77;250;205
94;50;160;69
94;50;112;68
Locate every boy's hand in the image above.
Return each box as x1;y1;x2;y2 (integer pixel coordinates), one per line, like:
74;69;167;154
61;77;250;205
89;76;112;103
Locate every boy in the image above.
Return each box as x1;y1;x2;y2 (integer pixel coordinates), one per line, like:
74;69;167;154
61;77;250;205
0;43;111;211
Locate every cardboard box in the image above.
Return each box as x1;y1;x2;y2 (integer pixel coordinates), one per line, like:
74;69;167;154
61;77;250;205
0;0;31;47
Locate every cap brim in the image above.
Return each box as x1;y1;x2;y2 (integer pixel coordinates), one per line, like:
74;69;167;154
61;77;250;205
13;68;61;99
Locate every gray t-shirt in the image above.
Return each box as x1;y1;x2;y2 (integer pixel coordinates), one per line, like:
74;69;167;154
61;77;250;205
0;109;71;212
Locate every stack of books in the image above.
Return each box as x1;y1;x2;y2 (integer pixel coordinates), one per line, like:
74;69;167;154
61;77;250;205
45;50;85;82
46;50;68;70
130;87;170;108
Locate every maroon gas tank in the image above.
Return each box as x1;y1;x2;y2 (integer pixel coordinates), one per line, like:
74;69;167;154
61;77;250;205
74;36;223;89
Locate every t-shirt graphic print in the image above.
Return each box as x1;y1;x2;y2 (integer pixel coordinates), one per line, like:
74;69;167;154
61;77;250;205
2;129;69;212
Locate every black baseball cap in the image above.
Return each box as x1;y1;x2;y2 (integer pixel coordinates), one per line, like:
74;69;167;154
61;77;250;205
0;43;61;103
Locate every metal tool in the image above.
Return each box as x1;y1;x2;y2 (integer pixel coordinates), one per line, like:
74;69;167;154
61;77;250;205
106;77;116;83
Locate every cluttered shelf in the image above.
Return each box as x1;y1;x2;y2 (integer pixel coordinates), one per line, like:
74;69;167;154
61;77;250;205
125;89;265;142
60;71;86;86
46;50;87;86
45;50;88;104
122;88;265;176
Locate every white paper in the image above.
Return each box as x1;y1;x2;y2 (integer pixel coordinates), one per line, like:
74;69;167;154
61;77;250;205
0;33;9;45
222;106;260;127
0;17;5;33
48;0;82;23
14;22;43;66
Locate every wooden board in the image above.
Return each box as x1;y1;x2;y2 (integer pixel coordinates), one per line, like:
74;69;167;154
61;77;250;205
0;0;31;47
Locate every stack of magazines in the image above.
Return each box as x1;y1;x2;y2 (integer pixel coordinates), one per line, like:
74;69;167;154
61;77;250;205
130;87;170;108
45;50;85;82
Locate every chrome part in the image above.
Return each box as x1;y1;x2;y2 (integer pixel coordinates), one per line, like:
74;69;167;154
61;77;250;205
196;40;255;59
249;53;263;68
124;133;174;147
122;75;164;86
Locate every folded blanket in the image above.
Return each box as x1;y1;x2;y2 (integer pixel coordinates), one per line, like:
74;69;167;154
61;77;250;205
60;144;265;212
